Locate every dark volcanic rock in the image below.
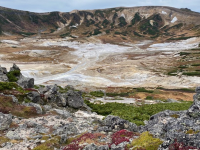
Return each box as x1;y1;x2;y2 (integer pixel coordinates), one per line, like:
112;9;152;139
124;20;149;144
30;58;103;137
17;75;34;88
66;90;83;109
56;93;67;107
195;86;200;93
27;91;43;104
43;85;59;103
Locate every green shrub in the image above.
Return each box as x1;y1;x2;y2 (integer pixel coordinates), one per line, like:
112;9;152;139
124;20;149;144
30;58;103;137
167;70;177;76
95;10;104;17
191;64;200;66
118;17;127;27
60;32;70;38
178;65;188;69
90;91;104;97
7;70;20;82
168;37;193;40
106;92;129;97
136;88;153;93
0;82;15;90
133;31;143;37
85;100;192;125
114;31;121;35
179;88;195;92
105;30;110;34
102;19;109;27
18;32;36;36
183;72;200;76
131;12;141;25
93;29;102;35
0;82;27;94
146;96;154;100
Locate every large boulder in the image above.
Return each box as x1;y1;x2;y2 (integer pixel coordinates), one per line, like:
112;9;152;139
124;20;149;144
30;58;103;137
27;91;43;104
0;66;8;81
0;112;12;131
17;74;34;88
43;85;59;103
66;90;84;109
56;93;67;107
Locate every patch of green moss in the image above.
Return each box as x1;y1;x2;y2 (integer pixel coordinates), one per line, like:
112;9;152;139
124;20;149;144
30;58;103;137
170;114;180;118
33;136;61;150
7;70;20;82
127;131;163;150
0;136;10;145
12;106;38;118
186;129;199;134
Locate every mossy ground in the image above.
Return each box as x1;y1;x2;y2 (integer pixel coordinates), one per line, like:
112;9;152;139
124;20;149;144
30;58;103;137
127;131;163;150
0;94;38;118
33;136;62;150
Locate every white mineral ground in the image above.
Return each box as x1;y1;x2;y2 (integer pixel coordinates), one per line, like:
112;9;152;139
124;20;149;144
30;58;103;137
1;37;200;90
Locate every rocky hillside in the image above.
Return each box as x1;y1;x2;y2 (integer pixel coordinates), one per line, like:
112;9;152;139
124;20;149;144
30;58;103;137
0;6;200;41
1;64;200;149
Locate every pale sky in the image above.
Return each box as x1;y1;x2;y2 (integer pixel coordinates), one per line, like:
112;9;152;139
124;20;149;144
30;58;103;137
0;0;199;13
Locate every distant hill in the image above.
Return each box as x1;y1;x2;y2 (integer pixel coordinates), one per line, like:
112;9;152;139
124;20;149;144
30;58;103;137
0;6;200;41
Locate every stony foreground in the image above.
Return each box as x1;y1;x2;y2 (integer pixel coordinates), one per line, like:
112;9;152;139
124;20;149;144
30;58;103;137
1;64;200;149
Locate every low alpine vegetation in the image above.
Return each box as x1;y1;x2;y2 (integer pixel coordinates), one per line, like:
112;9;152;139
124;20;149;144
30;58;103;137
85;100;193;125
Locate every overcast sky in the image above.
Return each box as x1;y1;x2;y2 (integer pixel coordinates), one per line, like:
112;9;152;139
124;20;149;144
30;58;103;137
0;0;199;13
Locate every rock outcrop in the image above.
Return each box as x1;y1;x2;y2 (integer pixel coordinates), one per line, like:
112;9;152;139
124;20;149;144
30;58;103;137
140;86;200;148
1;64;200;149
39;84;84;109
66;90;84;109
17;74;34;89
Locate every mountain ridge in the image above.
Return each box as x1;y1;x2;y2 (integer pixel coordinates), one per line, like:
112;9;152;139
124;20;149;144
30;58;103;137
0;5;200;42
